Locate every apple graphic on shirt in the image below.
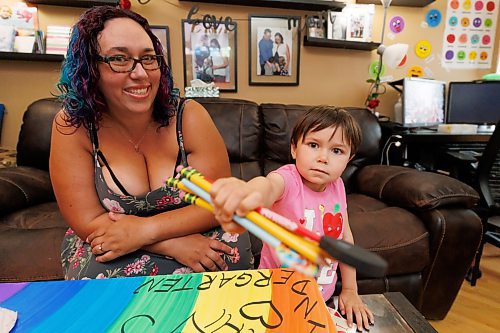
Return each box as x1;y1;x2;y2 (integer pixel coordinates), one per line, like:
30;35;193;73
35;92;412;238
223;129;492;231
323;212;343;238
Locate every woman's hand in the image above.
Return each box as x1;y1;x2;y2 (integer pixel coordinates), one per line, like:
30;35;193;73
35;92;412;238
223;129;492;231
162;234;233;272
88;212;153;262
338;288;374;331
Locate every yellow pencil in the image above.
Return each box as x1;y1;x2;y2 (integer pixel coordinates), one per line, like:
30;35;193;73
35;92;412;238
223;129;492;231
183;192;214;212
165;177;191;193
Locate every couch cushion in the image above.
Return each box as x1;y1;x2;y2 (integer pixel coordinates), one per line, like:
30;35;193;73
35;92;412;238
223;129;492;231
0;202;67;282
17;98;61;171
0;167;54;217
347;193;430;277
356;165;480;210
197;98;262;181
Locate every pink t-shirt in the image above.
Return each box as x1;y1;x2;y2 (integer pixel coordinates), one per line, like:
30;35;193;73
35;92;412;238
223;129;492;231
258;164;347;301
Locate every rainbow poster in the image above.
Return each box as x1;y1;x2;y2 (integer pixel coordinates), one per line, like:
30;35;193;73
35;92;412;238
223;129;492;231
0;269;335;332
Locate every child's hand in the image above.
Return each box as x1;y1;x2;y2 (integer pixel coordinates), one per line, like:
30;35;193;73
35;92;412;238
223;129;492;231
339;288;374;331
210;177;264;234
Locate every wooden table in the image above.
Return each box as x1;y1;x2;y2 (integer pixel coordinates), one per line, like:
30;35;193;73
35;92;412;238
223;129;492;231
334;292;437;333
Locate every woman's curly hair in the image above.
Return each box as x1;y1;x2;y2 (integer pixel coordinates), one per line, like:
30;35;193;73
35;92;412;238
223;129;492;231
57;6;177;130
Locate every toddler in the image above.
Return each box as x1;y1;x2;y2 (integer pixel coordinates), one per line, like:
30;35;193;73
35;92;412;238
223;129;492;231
211;106;374;330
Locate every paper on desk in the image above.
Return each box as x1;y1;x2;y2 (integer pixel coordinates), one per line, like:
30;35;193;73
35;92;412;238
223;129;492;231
328;297;357;333
0;307;17;333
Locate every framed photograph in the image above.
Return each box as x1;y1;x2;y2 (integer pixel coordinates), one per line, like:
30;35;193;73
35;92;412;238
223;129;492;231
327;11;347;40
181;20;237;92
343;4;374;42
306;16;325;38
249;14;301;86
150;25;171;68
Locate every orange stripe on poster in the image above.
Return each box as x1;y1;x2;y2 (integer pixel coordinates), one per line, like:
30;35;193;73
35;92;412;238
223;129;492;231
268;269;336;333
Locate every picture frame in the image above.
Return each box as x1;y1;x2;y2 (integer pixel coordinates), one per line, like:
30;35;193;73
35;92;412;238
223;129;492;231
306;16;325;38
181;20;237;92
343;4;375;42
327;11;347;40
249;14;301;86
150;25;172;69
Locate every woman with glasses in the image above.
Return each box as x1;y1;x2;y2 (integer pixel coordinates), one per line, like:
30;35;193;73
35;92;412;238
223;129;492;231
50;6;252;279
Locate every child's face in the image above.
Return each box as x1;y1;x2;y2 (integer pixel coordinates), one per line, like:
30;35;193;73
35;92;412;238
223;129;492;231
291;126;352;192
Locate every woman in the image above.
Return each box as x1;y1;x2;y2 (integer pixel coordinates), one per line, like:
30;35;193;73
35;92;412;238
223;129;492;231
50;6;252;279
209;38;229;83
272;32;290;76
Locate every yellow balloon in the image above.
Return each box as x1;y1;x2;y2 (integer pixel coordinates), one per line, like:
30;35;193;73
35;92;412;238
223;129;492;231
407;65;424;77
415;40;431;58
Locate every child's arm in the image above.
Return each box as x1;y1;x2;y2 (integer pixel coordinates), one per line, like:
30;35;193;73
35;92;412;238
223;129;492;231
338;215;374;331
210;173;285;233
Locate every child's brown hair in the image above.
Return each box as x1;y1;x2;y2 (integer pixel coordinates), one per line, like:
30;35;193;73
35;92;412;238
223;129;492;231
291;106;362;157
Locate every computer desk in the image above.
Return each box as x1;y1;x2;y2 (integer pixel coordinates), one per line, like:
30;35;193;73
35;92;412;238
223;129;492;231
380;122;492;179
398;131;491;144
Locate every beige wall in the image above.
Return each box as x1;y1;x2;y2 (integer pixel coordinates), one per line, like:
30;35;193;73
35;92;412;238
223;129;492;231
0;0;498;149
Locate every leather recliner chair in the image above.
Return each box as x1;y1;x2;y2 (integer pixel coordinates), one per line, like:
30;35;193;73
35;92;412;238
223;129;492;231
0;98;482;320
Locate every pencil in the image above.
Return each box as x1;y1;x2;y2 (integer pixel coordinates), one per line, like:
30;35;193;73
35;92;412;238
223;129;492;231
256;207;321;243
165;177;191;193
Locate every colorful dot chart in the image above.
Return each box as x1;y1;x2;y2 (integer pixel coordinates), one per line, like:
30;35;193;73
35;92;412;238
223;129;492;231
441;0;498;69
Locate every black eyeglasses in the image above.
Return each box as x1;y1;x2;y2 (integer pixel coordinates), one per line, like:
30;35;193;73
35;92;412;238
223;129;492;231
97;54;163;73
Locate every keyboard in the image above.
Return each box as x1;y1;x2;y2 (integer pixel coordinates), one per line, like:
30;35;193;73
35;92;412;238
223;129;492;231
442;142;487;153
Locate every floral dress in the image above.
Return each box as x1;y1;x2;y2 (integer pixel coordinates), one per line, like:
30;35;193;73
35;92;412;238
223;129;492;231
61;100;253;279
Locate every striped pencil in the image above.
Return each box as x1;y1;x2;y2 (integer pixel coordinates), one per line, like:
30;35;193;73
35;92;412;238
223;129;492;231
256;207;321;242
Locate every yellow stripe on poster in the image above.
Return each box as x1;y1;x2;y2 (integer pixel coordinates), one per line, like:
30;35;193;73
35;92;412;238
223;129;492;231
182;270;273;331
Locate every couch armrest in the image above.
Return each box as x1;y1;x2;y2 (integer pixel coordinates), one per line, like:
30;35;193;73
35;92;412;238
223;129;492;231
355;165;479;210
0;167;54;217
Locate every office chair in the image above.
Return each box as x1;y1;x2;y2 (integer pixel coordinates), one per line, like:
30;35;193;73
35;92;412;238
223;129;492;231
468;120;500;286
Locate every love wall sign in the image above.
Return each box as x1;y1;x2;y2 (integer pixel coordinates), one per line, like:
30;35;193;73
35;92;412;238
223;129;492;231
0;269;335;332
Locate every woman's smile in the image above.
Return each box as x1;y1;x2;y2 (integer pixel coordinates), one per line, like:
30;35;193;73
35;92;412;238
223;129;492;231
123;85;151;98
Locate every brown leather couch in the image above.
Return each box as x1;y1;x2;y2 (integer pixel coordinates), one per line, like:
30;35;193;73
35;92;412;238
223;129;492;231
0;97;482;320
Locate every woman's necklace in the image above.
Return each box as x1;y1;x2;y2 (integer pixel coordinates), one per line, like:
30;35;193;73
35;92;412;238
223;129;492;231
115;121;152;154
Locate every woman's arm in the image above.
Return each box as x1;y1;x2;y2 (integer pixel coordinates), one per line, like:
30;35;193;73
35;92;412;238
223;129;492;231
143;234;232;272
50;111;114;241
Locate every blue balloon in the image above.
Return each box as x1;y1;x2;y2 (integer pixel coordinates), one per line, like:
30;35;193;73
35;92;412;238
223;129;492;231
426;9;442;28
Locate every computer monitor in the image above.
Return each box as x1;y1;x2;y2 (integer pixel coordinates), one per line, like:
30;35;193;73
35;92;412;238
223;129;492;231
447;81;500;125
402;77;446;128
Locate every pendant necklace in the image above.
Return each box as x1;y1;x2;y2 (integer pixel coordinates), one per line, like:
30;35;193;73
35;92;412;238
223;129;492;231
117;121;152;154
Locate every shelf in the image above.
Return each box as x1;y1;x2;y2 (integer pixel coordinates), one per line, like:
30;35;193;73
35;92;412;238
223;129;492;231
26;0;119;7
303;36;380;50
0;52;64;62
356;0;435;7
178;0;345;11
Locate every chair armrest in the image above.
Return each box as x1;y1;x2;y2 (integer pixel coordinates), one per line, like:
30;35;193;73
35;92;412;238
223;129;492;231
0;166;54;217
355;165;479;210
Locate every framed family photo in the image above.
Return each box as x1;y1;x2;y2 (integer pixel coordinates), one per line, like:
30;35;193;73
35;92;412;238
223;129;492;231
181;20;237;92
249;15;301;86
150;25;171;68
